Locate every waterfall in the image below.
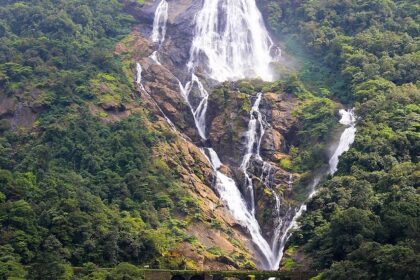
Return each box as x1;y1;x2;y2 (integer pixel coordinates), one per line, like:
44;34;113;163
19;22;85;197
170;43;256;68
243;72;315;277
171;0;283;269
239;92;290;269
187;0;277;81
149;0;169;65
273;109;357;268
178;74;209;139
200;93;281;269
149;51;161;65
261;162;282;253
145;0;356;271
240;92;265;214
135;63;146;92
178;0;279;139
202;148;275;269
329;109;357;174
151;0;169;46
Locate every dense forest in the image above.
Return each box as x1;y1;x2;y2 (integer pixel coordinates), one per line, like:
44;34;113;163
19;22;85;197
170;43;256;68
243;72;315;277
0;0;418;279
0;0;198;279
263;0;419;279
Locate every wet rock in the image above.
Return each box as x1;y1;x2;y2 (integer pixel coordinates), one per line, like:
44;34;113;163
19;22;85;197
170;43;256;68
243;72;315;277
261;127;284;160
140;61;200;141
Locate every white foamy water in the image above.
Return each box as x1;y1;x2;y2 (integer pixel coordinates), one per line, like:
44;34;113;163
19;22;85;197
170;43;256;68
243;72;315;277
178;74;209;139
202;148;275;269
151;0;169;46
240;93;264;214
329;109;357;174
149;51;161;65
274;109;357;269
261;162;282;255
188;0;277;82
136;63;146;92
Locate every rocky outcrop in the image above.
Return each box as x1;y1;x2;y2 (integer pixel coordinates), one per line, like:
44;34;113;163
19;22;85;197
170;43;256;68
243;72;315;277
263;92;300;151
202;81;301;241
206;84;250;165
117;1;305;268
126;0;202;80
111;27;261;268
142;62;200;139
0;91;38;131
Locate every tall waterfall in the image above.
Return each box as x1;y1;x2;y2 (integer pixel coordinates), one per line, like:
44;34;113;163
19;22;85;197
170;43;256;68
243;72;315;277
187;0;276;81
146;0;357;271
179;0;278;138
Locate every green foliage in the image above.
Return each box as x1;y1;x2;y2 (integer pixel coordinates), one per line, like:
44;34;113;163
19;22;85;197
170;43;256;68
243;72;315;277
110;263;144;280
238;81;255;95
0;0;135;112
264;0;420;278
279;158;292;171
290;95;338;172
265;0;419;101
0;0;200;275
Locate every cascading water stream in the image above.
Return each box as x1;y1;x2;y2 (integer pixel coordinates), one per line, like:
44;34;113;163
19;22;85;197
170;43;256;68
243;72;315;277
178;74;209;139
136;62;176;129
240;92;264;214
149;51;161;65
329;109;357;174
149;0;169;65
151;0;169;46
145;0;358;272
201;148;275;268
188;0;277;81
240;92;288;269
273;109;357;268
135;63;147;92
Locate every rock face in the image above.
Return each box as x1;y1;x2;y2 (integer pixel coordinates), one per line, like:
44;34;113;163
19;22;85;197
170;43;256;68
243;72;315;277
203;83;301;240
129;0;202;82
0;90;38;131
111;29;260;269
117;1;304;269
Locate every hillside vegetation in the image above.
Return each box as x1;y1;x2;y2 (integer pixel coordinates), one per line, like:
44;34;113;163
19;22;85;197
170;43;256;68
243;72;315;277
0;0;418;279
0;1;205;279
263;0;419;278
